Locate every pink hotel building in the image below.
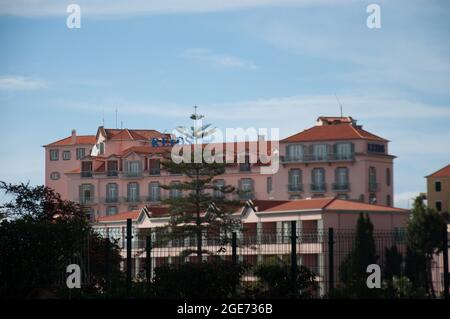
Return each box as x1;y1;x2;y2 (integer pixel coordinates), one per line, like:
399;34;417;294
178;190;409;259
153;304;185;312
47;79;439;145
44;116;398;222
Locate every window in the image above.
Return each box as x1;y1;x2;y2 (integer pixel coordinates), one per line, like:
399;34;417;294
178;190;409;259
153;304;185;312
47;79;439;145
289;195;301;200
76;148;85;160
84;207;93;222
79;184;94;204
386;168;391;186
311;168;325;191
287;144;303;160
50;172;60;180
313;144;327;160
436;201;442;212
50;149;59;161
214;179;225;198
149;182;161;202
369;167;377;191
336;143;352;159
239;178;254;199
334;167;349;191
288;169;302;191
127;161;141;177
107;160;119;176
99;142;105;155
267;177;273;194
170;181;182;199
127;182;140;202
107;206;118;216
149;159;161;175
106;183;118;203
81;161;93;177
63;151;71;160
368;143;385;153
387;194;391;206
435;181;442;192
239;155;251;172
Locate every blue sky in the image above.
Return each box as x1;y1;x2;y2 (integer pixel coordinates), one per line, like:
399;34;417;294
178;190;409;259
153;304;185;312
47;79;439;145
0;0;449;208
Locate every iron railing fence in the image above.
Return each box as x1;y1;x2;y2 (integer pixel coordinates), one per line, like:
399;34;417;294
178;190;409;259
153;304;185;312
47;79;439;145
88;227;449;298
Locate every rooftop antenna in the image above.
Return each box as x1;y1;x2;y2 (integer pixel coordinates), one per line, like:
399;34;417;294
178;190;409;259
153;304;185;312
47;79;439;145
115;108;118;129
102;109;105;126
334;94;343;117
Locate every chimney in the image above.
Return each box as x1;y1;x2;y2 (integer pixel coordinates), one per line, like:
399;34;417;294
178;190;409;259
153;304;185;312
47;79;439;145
71;129;77;144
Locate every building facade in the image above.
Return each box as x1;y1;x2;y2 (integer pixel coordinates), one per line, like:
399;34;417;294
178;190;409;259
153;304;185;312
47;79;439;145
44;116;395;221
426;164;450;213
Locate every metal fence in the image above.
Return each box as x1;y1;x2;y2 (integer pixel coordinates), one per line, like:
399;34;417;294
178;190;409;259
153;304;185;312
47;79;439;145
91;220;449;298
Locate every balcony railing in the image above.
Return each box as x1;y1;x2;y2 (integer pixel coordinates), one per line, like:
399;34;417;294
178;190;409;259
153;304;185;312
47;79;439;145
122;196;145;203
310;183;326;192
332;182;350;191
287;184;303;192
282;153;354;163
239;163;251;172
238;191;255;200
104;197;119;203
369;182;379;192
79;197;95;205
124;171;142;178
149;168;161;176
81;171;93;178
106;170;119;177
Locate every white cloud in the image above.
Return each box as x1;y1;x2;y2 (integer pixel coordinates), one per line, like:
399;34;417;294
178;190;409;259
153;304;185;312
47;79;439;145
0;76;47;91
394;191;422;209
0;0;356;17
182;48;258;70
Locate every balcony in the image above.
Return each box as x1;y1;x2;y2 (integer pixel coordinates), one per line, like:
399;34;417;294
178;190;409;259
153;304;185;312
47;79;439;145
106;170;119;177
122;196;145;203
79;197;95;205
310;183;326;193
81;171;93;178
369;182;379;192
147;196;162;203
287;184;303;192
149;168;161;176
238;191;255;200
239;163;251;172
282;153;354;164
103;197;119;204
124;171;143;178
332;182;350;192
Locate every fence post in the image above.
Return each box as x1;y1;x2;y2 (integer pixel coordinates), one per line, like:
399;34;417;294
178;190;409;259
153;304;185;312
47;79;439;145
146;234;152;289
232;232;237;265
291;221;297;277
328;228;335;293
126;218;133;298
443;224;449;299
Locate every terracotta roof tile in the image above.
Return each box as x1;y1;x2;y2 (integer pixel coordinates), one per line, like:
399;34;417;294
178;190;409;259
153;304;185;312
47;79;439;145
46;135;96;147
427;164;450;178
96;210;140;222
281;124;387;143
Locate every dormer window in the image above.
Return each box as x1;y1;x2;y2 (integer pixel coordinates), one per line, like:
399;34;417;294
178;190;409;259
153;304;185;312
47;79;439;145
98;142;105;155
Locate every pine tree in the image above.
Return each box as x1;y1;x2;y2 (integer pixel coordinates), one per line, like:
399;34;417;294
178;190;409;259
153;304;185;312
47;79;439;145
159;107;240;259
406;195;445;297
340;213;378;286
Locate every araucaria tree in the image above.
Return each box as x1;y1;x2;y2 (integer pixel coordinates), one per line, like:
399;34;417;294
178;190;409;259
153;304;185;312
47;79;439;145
160;108;240;259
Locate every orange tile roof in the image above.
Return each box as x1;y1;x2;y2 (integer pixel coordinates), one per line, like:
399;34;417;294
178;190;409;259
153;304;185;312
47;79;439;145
264;198;335;212
427;164;450;178
46;135;97;147
281;124;387;143
262;197;407;213
96;210;140;222
103;128;169;141
325;199;407;212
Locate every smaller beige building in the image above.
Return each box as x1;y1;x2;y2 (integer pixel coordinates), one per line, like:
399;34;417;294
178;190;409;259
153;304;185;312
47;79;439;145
426;164;450;213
